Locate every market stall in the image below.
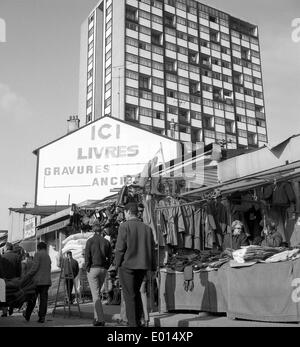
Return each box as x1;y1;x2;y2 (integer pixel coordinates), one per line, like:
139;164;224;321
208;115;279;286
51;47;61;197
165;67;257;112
150;157;300;322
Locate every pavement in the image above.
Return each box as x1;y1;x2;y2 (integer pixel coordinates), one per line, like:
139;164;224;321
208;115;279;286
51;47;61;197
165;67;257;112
1;301;300;327
49;301;300;327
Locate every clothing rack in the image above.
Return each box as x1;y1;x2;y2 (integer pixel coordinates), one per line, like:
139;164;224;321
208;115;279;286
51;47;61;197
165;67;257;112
154;198;209;210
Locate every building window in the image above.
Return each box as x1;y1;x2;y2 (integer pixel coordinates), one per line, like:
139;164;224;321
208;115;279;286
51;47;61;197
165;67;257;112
139;90;152;100
105;81;111;92
165;58;177;73
126;21;138;31
86;113;92;123
104;97;111;108
165;13;175;27
179;109;190;124
139;75;151;90
126;69;139;80
189;51;199;65
125;104;138;122
152;77;164;87
106;5;112;16
236;114;246;123
153;93;164;103
151;0;163;9
167;105;178;114
203;115;214;129
87;83;93;94
126;86;139;97
87;98;93;108
153;110;164;120
139;41;151;51
248;133;257;145
225;120;234;133
87;69;93;79
166;89;178;98
191;128;202;142
191;111;201;120
88;28;94;38
166;73;177;82
88;41;94;51
190;81;201;95
151;30;163;46
210;30;220;43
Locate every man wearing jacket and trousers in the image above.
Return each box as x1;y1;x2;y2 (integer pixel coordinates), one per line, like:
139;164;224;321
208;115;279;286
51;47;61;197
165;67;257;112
85;221;112;326
115;202;156;327
23;241;52;323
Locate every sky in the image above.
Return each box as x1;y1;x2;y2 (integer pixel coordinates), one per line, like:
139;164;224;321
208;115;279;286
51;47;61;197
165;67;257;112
0;0;299;230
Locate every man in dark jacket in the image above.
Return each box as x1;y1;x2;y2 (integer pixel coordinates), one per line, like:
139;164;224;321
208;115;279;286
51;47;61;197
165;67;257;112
1;242;22;317
85;221;112;326
64;251;79;304
22;242;52;323
115;202;156;327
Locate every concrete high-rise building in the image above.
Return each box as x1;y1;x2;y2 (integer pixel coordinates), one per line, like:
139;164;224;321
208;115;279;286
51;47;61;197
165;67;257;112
78;0;268;149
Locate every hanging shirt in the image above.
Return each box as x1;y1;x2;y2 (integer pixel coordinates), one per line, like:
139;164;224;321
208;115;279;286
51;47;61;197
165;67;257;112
158;197;184;247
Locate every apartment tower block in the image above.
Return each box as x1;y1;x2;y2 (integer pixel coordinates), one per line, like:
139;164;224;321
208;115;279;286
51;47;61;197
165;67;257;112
78;0;267;149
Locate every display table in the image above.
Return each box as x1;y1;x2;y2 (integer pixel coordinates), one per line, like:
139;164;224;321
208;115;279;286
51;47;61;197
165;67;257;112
159;258;300;322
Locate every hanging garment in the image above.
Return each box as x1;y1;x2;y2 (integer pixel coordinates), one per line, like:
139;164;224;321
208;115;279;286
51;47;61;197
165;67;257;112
142;195;164;246
158;197;185;247
193;208;202;251
179;203;195;249
290;217;300;247
285;206;297;245
204;204;217;249
272;182;296;205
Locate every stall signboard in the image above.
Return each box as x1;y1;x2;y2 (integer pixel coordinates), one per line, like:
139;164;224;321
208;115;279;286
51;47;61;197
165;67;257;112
24;217;36;239
35;116;179;205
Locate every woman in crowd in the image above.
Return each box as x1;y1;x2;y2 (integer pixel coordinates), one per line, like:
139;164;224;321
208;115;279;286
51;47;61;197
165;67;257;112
222;220;250;251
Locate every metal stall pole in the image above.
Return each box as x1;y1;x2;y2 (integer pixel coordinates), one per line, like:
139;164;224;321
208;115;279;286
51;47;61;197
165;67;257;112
156;207;161;314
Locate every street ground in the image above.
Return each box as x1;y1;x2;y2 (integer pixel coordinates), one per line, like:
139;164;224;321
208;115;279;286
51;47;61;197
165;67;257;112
0;302;299;327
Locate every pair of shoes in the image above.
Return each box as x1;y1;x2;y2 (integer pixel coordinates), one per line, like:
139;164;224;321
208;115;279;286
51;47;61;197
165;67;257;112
22;311;30;322
37;317;45;323
1;313;7;317
93;319;105;327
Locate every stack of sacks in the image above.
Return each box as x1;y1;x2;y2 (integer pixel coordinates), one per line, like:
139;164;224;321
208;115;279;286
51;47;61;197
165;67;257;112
61;232;94;269
49;245;60;272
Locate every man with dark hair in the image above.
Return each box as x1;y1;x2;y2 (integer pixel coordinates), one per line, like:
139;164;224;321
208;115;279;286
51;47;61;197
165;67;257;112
85;221;112;326
115;202;156;327
22;241;51;323
1;242;22;317
64;251;79;304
